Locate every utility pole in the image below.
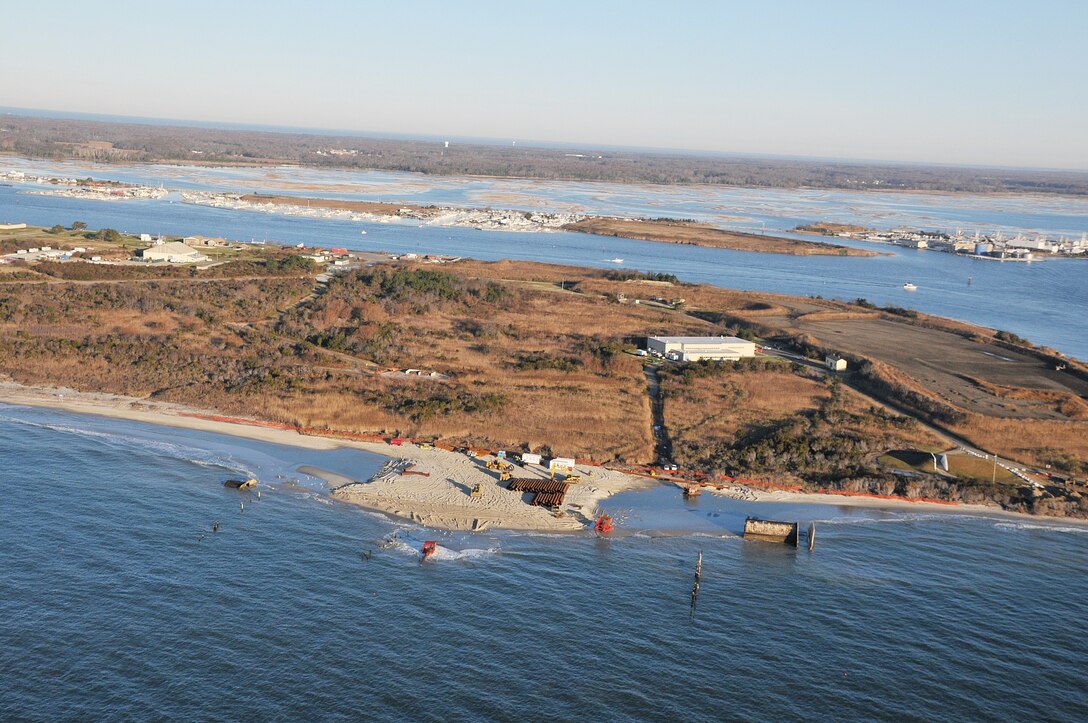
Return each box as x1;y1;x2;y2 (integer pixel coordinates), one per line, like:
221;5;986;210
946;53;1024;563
992;454;999;484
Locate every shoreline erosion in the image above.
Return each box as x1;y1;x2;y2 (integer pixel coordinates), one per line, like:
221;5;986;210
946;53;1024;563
3;380;1077;530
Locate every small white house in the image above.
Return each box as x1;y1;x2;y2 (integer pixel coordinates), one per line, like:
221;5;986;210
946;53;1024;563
825;355;848;372
521;453;542;465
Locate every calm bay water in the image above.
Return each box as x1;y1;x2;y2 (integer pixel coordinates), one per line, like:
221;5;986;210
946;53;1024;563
2;405;1087;720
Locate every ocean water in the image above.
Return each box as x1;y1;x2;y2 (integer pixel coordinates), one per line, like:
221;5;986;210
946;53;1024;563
2;404;1086;720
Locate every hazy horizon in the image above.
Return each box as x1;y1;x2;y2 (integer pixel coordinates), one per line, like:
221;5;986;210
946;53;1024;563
6;105;1088;175
2;1;1086;170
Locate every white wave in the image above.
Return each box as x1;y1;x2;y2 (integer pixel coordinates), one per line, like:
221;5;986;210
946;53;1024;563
994;521;1088;535
2;415;249;476
382;539;498;562
811;513;1001;526
433;546;498;561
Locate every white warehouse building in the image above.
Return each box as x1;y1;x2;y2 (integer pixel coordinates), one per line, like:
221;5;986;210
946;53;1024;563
646;336;757;362
137;241;208;264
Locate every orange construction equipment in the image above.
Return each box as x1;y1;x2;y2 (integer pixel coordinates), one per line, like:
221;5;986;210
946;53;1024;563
594;514;615;535
421;541;438;562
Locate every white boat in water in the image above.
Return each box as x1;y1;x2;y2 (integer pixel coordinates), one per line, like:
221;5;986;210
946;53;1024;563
360;229;367;235
903;282;917;291
609;258;624;264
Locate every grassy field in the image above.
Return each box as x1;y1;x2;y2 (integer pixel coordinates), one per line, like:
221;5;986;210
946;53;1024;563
879;450;1021;485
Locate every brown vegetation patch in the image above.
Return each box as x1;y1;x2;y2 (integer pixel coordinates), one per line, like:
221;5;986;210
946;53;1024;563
0;254;1082;503
950;414;1088;470
961;375;1088;420
794;222;872;235
239;194;429;216
661;359;942;484
563;218;876;256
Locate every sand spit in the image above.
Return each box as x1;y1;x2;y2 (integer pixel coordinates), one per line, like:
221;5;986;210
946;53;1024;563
320;455;651;532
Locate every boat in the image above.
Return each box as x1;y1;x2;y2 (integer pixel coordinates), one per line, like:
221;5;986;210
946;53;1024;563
224;477;258;490
902;282;918;291
360;229;367;235
609;258;624;264
420;540;438;562
594;514;615;535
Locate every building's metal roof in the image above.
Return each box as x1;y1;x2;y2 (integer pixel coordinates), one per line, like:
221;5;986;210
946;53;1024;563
649;336;752;345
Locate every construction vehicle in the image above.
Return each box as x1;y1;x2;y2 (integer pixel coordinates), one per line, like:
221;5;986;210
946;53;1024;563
565;475;582;484
470;482;483;497
499;469;512;482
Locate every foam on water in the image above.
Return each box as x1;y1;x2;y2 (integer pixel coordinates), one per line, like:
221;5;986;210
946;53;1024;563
1;413;249;475
995;521;1088;535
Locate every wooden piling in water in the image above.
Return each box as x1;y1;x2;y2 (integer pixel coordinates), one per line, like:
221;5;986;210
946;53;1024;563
690;551;702;617
808;522;816;552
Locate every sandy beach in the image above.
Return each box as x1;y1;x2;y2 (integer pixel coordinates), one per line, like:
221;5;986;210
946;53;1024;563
3;379;1069;530
0;380;650;532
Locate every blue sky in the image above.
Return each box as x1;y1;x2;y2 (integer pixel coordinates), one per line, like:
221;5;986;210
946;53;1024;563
3;0;1086;169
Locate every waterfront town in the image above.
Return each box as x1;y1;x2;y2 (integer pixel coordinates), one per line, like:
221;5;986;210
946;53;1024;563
800;222;1088;260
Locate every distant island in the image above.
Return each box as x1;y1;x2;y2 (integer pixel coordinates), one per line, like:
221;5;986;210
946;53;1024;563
796;222;1088;259
199;191;877;256
0;170;875;256
3;113;1088;195
2;222;1086;524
